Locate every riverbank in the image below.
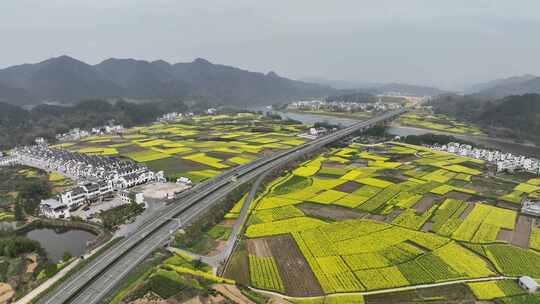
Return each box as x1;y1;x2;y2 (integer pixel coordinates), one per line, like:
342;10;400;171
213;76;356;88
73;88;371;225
389;124;540;157
269;108;540;157
286;109;372;121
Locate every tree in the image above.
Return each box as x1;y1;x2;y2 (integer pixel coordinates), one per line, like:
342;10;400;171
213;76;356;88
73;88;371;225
44;262;58;277
14;203;24;222
18;179;52;216
62;251;72;262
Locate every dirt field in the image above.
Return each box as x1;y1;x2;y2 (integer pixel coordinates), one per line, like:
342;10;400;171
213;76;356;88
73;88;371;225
334;181;362;193
421;221;433;232
207;151;237;161
384;209;404;222
367;214;385;221
212;284;255;304
298;203;365;221
366;283;475;304
139;182;190;200
223;244;250;285
496;200;522;211
267;297;293;304
267;235;324;297
246;238;273;257
25;253;38;274
221;219;236;227
510;215;533;248
497;229;513;243
413;194;440;213
459;202;474;220
444;191;472;201
0;283;14;304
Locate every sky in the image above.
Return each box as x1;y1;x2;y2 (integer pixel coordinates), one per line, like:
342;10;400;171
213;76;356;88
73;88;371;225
1;0;540;90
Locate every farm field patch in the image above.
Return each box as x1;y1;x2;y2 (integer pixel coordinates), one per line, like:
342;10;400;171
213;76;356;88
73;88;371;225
398;111;484;135
226;141;539;297
56;113;309;182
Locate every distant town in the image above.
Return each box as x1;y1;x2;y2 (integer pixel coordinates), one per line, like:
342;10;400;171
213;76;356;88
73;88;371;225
288;98;404;113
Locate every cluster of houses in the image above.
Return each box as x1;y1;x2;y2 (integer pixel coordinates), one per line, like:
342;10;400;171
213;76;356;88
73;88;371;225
157;109;217;123
298;127;330;140
56;124;124;142
288;99;402;113
8;145;164;219
432;142;540;175
0;154;17;166
431;143;540;216
522;200;540;217
158;112;184;122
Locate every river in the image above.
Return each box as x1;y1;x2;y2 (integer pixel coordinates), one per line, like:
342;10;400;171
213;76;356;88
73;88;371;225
387;126;540;157
25;228;96;263
260;108;540;157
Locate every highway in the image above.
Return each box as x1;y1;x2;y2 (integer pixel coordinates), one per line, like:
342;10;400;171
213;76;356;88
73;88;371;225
36;107;408;304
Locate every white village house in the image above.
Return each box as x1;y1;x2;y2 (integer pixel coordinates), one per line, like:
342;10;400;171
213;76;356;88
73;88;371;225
434;142;540;175
518;276;540;293
40;198;70;219
5;144;164;218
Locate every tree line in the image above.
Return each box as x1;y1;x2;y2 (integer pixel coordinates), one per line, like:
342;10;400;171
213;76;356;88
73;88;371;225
0;99;217;150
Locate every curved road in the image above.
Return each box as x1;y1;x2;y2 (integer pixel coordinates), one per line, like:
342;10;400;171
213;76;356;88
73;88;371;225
169;171;268;268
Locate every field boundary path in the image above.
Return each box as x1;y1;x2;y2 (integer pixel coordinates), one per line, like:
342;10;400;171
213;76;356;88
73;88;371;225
250;276;517;300
167;171;268;268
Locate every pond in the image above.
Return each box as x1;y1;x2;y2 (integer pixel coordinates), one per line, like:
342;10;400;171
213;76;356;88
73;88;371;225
24;228;96;263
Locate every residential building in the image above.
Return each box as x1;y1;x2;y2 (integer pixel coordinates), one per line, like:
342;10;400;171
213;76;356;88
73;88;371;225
35;137;47;145
522;200;540;217
119;190;145;205
518;276;539;293
176;177;192;185
0;156;17;167
158;112;183;122
433;142;540;175
40;199;70;219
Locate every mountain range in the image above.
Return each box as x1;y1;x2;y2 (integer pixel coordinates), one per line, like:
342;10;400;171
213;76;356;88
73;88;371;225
0;56;335;105
467;74;540;97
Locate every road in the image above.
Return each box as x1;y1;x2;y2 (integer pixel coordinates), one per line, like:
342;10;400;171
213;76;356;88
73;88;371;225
37;108;408;304
168;171;269;268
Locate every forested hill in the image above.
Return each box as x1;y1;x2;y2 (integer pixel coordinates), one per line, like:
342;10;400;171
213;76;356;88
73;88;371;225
0;56;336;106
468;75;540;97
429;93;540;142
0;99;192;150
478;94;540;134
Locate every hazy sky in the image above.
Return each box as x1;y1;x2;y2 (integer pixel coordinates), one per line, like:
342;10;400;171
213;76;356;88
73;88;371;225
1;0;540;90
